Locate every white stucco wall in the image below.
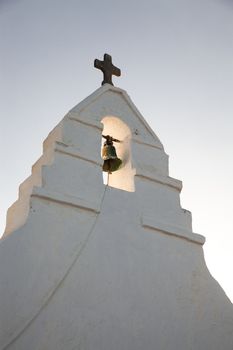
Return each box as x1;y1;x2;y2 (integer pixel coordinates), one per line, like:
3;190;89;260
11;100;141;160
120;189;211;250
0;85;232;350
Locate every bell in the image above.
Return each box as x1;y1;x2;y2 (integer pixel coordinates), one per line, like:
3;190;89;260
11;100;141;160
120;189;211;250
102;135;122;173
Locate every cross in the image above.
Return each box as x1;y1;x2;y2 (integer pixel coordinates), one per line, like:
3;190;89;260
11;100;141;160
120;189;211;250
94;54;121;86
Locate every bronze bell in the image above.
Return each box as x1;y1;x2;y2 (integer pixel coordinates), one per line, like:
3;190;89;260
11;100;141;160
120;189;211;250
102;135;122;173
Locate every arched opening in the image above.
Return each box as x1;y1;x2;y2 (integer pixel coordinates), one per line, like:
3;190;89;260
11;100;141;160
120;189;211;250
101;116;135;192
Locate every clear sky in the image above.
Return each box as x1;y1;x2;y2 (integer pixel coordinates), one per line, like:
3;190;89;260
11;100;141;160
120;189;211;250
1;0;233;301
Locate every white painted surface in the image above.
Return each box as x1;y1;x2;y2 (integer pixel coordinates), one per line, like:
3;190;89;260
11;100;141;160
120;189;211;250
0;85;232;350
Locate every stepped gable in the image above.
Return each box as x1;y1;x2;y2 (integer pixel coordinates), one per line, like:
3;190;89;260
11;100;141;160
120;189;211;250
0;83;232;350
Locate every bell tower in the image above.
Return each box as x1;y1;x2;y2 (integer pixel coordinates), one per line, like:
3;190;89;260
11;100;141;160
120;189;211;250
1;55;233;350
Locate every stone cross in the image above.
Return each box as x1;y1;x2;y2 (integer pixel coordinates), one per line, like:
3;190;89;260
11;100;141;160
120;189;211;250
94;54;121;86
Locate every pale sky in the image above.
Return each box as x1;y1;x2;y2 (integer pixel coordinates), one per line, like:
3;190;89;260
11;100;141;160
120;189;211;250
0;0;233;301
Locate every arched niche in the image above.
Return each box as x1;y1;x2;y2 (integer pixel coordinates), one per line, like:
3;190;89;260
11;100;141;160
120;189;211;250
101;116;135;192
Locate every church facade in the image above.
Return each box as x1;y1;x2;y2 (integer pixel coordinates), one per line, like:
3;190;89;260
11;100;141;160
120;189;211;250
0;56;233;350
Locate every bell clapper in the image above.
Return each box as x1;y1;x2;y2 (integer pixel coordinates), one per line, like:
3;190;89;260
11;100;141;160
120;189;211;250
102;135;122;174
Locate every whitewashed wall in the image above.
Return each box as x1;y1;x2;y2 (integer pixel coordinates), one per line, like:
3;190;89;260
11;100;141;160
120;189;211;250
0;85;232;350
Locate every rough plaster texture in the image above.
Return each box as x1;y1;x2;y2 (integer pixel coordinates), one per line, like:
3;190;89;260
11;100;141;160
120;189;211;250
0;84;233;350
